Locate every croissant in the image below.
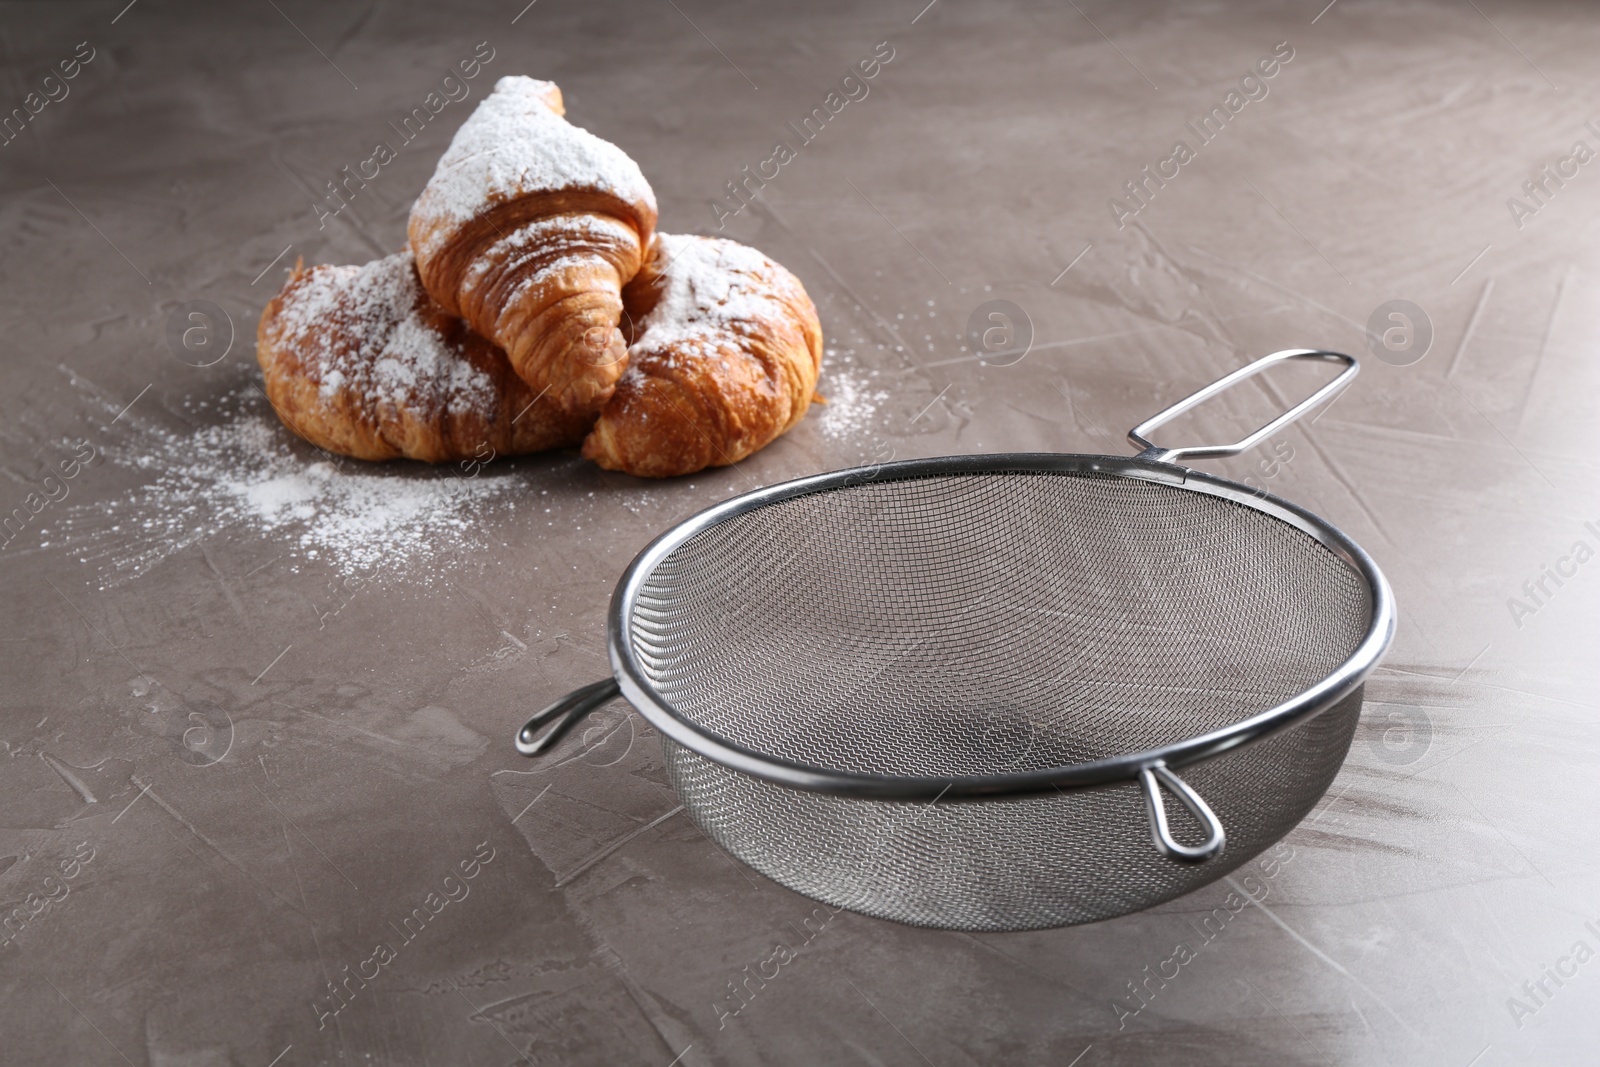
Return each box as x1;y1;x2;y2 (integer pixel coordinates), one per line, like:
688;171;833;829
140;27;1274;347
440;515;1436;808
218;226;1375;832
256;249;595;462
407;76;657;414
582;234;824;478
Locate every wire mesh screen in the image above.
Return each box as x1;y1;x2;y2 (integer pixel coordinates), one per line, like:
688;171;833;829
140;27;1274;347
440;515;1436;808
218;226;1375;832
663;687;1362;929
630;471;1370;779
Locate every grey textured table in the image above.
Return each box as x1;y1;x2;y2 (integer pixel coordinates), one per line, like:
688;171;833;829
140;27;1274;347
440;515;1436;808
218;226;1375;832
4;1;1598;1064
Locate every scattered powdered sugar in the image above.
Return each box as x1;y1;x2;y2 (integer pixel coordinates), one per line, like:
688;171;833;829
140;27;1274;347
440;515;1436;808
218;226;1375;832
814;353;889;440
271;251;499;422
50;394;528;588
410;76;656;259
477;214;639;258
635;234;794;351
461;215;640;300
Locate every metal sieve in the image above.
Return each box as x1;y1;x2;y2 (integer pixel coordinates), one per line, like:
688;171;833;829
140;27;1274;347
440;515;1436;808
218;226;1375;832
515;349;1395;931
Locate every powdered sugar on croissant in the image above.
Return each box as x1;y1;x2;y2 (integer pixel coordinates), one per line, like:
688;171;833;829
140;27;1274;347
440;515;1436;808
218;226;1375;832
408;77;657;415
257;250;594;463
582;234;823;478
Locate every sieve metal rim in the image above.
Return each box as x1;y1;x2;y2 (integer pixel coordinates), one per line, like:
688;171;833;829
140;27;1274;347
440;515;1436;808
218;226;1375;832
603;449;1394;802
516;349;1396;867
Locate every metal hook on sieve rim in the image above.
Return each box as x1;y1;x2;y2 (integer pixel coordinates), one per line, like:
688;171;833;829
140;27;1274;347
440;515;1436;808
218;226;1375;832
1127;348;1357;465
516;678;620;757
1139;761;1225;863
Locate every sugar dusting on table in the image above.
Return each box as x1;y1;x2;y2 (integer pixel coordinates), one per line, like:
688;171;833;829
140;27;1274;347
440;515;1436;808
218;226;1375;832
814;351;889;441
49;391;533;588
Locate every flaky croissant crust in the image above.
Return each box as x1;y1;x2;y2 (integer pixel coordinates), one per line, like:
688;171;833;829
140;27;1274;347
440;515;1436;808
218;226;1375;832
407;76;658;415
582;234;823;478
256;250;594;463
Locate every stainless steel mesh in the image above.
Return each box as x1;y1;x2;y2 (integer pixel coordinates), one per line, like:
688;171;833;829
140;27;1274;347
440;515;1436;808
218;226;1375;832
663;689;1361;930
629;470;1373;929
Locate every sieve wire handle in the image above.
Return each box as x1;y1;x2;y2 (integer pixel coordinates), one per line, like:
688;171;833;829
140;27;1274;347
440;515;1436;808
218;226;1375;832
1140;762;1226;863
1126;349;1357;464
516;678;620;757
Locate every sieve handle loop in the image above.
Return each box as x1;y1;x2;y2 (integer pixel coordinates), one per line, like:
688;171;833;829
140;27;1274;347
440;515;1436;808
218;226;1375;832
1127;349;1357;464
1140;762;1226;863
516;678;620;757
